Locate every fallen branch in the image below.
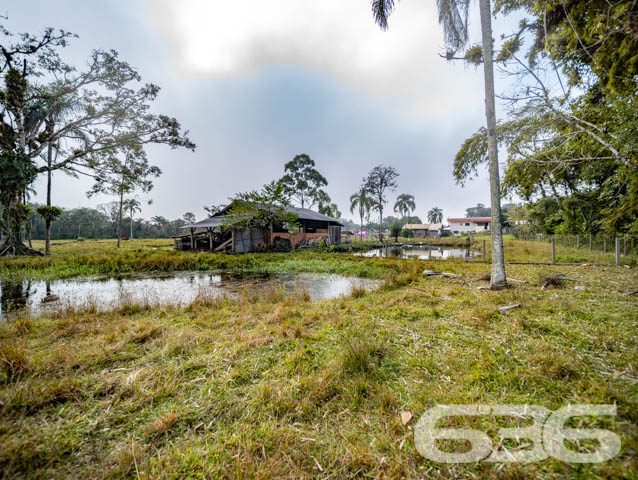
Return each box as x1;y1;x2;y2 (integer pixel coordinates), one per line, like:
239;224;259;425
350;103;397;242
498;304;521;312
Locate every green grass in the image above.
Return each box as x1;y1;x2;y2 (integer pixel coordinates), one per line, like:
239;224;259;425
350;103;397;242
0;239;395;281
0;240;637;478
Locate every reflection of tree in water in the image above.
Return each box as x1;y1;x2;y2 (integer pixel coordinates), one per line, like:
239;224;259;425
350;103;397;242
0;279;32;314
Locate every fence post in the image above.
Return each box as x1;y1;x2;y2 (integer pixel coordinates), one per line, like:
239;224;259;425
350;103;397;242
589;234;592;250
483;239;486;263
551;237;556;264
576;235;580;249
616;237;620;266
603;237;607;253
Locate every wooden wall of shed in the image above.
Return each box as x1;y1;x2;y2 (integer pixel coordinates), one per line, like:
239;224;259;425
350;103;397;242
233;228;266;253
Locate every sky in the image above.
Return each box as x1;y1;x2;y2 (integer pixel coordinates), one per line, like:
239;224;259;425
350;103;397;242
4;0;514;223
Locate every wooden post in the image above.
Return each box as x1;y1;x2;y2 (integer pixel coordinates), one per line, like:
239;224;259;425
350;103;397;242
616;237;620;266
604;237;607;253
589;233;592;250
576;235;580;249
551;237;556;264
208;228;213;251
482;239;486;263
190;228;194;250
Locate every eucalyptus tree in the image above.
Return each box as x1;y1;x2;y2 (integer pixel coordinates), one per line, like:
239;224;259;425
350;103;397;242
369;0;507;287
393;193;416;219
362;165;399;240
182;212;196;225
350;188;372;240
427;206;443;224
279;154;329;209
0;24;195;255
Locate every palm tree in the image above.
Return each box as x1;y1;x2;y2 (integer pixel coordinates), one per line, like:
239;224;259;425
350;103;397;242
370;0;507;288
394;193;416;219
123;198;142;240
34;86;82;254
350;189;372;241
428;207;443;224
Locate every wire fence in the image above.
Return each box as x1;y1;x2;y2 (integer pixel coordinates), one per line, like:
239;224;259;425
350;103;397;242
511;232;638;265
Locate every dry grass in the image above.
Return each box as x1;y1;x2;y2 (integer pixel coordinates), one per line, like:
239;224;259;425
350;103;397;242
0;243;636;478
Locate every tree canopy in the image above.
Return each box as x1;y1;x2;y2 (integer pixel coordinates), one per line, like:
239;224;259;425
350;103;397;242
278;154;329;210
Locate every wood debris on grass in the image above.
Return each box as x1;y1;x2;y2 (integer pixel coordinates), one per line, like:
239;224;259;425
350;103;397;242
498;304;521;312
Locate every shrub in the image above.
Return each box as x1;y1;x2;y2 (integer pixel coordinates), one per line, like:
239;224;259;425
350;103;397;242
400;228;414;238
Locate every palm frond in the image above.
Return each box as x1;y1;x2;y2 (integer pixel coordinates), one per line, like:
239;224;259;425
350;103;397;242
437;0;470;52
371;0;397;31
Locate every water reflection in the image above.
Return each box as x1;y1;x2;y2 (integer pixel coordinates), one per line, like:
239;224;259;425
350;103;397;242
357;245;478;260
0;272;380;319
1;279;31;312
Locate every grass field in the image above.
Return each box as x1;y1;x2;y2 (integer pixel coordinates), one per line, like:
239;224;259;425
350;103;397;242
0;240;637;478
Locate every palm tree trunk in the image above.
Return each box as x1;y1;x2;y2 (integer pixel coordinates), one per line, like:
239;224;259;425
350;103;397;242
479;0;506;288
130;208;134;240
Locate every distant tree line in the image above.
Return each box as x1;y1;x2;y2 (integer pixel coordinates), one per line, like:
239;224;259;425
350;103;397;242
24;203;189;240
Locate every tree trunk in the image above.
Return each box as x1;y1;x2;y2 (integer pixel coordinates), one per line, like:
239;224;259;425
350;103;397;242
0;192;42;256
45;137;53;254
379;208;383;241
45;219;51;252
479;0;507;288
130;209;134;240
117;187;124;248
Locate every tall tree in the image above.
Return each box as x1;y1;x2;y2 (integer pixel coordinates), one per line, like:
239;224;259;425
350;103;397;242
0;24;195;256
279;154;329;209
393;193;416;219
123;198;142;240
182;212;196;225
465;203;491;218
427;206;443;223
350;188;372;241
363;165;399;240
369;0;507;287
87;147;160;247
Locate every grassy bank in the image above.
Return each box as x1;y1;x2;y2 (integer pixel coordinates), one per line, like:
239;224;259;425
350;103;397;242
3;237;635;281
0;244;637;478
0;240;394;281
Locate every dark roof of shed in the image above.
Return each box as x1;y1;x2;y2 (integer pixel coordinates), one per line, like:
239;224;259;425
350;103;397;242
181;205;343;229
285;206;343;226
180;216;228;229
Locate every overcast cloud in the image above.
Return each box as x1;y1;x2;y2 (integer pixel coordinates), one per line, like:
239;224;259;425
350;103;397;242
6;0;501;223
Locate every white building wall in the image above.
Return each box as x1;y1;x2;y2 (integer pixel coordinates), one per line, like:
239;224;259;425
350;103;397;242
449;221;490;235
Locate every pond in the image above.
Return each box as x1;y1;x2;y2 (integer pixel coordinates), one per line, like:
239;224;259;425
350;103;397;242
356;244;479;260
0;271;381;319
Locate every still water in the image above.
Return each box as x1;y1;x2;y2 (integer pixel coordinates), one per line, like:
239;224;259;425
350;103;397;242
357;244;479;260
0;271;381;318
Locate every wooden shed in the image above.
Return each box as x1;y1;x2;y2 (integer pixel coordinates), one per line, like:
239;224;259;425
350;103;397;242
173;205;342;253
